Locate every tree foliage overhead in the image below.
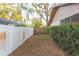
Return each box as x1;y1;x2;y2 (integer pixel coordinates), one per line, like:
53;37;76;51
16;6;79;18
0;3;53;27
32;3;52;26
0;3;23;22
21;3;53;26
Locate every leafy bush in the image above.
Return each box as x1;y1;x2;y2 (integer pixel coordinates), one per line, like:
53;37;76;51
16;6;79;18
49;23;79;55
12;23;28;27
46;26;52;34
32;18;44;28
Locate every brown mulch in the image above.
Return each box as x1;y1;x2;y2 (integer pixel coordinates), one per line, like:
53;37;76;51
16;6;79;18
9;35;65;56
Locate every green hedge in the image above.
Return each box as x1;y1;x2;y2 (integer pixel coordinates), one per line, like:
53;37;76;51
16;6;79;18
49;24;79;55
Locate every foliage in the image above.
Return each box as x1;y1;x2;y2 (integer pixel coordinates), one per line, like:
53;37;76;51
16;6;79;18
21;3;52;26
32;18;44;28
0;4;11;20
32;3;52;26
49;23;79;55
11;10;22;21
21;3;34;20
0;3;53;27
0;4;23;22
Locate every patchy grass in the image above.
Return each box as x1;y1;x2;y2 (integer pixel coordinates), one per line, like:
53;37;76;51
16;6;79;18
27;43;39;49
27;35;51;48
10;35;64;56
33;35;51;41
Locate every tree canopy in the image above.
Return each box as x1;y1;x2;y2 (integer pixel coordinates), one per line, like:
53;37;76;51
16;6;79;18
0;3;53;27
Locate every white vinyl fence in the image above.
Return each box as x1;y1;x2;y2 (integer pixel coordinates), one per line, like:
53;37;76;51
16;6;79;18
0;24;34;56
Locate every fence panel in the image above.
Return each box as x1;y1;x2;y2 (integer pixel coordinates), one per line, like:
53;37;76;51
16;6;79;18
34;28;48;35
0;24;34;56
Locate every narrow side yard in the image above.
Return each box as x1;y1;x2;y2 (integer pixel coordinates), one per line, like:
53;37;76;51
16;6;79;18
10;35;64;56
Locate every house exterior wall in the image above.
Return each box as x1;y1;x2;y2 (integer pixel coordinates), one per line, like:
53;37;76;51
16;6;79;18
51;4;79;26
51;20;60;26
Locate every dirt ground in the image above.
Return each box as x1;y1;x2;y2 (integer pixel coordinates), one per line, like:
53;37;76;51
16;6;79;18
9;35;65;56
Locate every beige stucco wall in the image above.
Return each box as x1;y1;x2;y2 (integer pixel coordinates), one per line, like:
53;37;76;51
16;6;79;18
51;4;79;26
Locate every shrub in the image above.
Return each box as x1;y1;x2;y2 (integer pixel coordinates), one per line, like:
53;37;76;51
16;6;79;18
49;23;79;56
32;18;44;28
46;26;52;34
